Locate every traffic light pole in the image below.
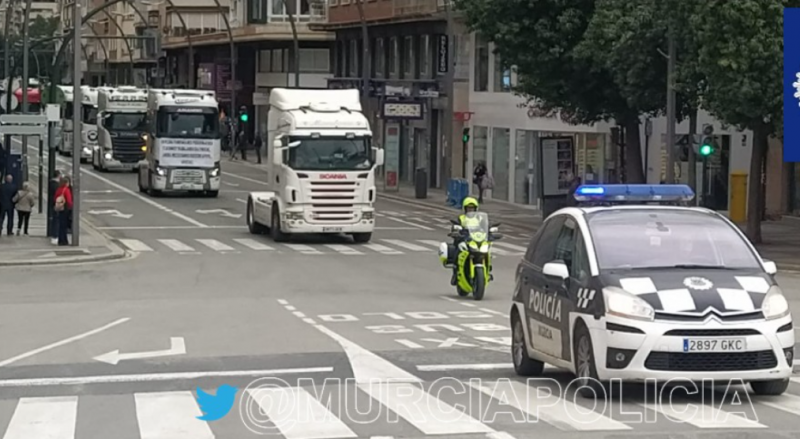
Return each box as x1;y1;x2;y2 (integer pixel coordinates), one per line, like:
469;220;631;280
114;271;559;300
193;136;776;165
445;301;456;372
664;28;677;184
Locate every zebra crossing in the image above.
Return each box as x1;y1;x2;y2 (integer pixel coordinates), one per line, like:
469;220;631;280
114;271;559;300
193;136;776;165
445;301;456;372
378;211;532;240
114;237;529;257
4;378;800;438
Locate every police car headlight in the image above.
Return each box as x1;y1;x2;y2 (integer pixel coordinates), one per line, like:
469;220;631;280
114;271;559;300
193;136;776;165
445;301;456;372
603;287;655;322
480;243;490;253
763;286;790;321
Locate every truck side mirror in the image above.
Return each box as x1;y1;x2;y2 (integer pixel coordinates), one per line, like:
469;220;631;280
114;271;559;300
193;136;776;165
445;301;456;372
272;147;284;165
374;147;384;166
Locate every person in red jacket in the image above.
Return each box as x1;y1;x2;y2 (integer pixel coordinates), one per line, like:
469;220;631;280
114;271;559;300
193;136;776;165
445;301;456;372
54;176;73;245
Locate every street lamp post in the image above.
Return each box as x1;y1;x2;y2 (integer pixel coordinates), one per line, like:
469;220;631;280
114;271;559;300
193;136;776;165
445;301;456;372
71;0;82;246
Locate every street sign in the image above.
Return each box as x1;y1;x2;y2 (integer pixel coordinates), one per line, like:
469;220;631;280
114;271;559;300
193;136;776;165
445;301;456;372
46;104;60;122
0;94;19;111
0;114;47;136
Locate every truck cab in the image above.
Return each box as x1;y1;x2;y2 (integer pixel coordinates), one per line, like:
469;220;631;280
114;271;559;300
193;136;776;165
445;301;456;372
246;88;384;243
94;86;148;172
137;89;221;197
79;86;102;163
56;85;75;156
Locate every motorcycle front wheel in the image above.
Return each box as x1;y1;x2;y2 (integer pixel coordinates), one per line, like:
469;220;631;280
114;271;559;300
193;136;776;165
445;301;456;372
472;267;486;301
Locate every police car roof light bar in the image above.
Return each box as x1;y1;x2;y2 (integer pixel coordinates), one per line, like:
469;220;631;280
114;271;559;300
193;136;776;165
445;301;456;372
574;184;695;205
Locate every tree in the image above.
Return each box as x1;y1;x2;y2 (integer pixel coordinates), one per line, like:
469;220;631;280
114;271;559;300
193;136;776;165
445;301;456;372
454;0;646;182
689;0;785;243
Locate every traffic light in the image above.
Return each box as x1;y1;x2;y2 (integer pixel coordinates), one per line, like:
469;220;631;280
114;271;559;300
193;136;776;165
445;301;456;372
238;105;249;123
462;128;470;143
698;124;714;157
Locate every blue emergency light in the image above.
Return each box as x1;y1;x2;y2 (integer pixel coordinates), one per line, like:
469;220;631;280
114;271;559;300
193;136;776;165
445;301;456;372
574;184;695;204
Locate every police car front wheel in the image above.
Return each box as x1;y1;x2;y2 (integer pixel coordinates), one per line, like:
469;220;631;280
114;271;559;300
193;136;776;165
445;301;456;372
574;324;606;399
511;313;544;376
750;379;789;396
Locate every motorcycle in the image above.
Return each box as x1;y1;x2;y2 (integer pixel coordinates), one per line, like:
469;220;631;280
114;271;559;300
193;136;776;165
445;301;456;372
438;211;503;301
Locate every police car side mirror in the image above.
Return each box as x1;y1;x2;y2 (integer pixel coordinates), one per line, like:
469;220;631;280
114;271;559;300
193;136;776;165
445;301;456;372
543;261;569;280
763;260;777;275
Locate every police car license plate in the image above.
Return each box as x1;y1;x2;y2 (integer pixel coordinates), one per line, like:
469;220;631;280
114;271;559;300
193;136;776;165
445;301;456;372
683;338;746;352
323;227;343;232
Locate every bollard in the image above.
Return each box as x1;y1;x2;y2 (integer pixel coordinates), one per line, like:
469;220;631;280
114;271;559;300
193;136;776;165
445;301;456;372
729;171;747;223
415;168;428;199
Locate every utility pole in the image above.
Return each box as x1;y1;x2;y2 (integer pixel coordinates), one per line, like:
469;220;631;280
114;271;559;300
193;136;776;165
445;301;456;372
664;26;676;184
71;0;82;246
3;0;15;176
354;0;369;118
20;0;33;181
443;0;455;182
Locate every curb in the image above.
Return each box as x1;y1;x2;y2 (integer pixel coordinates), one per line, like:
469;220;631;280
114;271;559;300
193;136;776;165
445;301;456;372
0;219;130;267
380;192;540;231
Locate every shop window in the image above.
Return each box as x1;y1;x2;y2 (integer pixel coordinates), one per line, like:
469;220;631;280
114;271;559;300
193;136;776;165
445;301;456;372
515;130;537;204
299;48;330;72
388;37;399;78
271;49;285;72
473;126;488;166
492;127;510;201
258;50;271;72
403;36;415;79
419;35;431;79
374;38;385;78
349;39;358;77
474;33;489;92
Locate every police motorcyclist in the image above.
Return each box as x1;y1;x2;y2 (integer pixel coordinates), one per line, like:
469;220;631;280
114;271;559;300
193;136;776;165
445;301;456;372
450;197;480;285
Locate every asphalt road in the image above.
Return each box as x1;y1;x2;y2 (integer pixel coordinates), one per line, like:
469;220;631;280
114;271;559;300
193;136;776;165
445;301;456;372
2;143;800;438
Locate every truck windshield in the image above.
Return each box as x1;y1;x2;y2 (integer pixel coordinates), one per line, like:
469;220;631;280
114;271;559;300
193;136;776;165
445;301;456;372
156;108;218;138
82;105;97;124
63;104;73;120
106;112;147;131
287;137;372;171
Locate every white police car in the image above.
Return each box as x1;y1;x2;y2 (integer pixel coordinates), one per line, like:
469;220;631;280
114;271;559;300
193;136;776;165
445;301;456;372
511;184;794;397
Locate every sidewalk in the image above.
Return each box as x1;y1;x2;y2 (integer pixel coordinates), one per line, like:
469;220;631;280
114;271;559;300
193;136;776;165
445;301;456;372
754;218;800;272
0;176;128;267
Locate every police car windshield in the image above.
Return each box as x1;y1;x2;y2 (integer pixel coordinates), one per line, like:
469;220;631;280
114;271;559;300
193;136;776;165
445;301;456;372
287;137;372;171
587;210;761;271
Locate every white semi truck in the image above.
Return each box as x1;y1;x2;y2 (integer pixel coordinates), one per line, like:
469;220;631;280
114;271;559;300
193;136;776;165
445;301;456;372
246;88;383;243
56;85;74;156
78;85;102;163
94;86;148;172
137;89;221;197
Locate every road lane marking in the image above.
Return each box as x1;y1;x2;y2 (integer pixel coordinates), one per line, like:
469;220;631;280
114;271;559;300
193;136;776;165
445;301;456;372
278;299;289;305
362;243;403;255
3;396;78;439
395;339;424;349
233;238;274;250
381;215;433;231
635;400;766;429
158;239;195;252
96;226;243;230
236;198;247;204
0;317;130;368
0;367;334;387
417;240;441;248
196;239;236;252
326;244;363;255
223;171;268;185
247;387;357;439
119;239;154;252
417;363;512;371
470;380;631;431
284;244;323;254
25;142;209;228
478;307;507;317
493;242;528;252
134;392;214;439
293;311;306;318
381;239;429;251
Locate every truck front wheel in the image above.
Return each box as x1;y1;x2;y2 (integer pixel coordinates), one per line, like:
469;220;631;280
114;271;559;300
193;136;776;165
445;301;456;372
270;208;289;242
352;233;372;243
247;200;267;234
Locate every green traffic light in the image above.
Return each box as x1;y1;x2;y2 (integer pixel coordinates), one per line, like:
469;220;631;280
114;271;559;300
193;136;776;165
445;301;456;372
240;114;249;122
699;144;713;156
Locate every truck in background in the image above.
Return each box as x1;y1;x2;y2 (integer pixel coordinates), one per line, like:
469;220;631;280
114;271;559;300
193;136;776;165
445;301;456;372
56;85;74;156
246;88;383;243
137;89;222;197
79;85;104;163
94;86;148;172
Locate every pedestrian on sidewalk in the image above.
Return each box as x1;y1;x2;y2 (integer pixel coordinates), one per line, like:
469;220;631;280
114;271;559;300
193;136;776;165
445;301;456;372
48;170;62;239
54;176;73;246
1;174;18;236
12;182;35;236
253;131;263;164
472;161;490;203
565;172;582;207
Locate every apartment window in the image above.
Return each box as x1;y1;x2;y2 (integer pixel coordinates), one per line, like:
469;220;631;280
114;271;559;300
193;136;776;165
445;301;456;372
258;50;271;72
330;0;337;5
374;38;385;78
388;37;399;78
402;36;414;79
336;40;344;76
248;0;267;23
299;48;330;72
271;49;286;72
271;0;283;15
493;53;511;92
349;39;358;77
419;35;431;79
474;34;489;91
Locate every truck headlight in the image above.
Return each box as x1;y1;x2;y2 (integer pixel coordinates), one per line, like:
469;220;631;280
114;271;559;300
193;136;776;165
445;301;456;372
155;167;167;176
362;211;374;220
603;287;655;322
83;146;91;154
104;152;112;160
763;286;790;320
209;167;220;177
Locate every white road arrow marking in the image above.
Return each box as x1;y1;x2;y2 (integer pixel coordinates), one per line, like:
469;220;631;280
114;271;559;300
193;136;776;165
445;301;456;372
195;209;242;219
94;337;186;365
88;209;133;219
